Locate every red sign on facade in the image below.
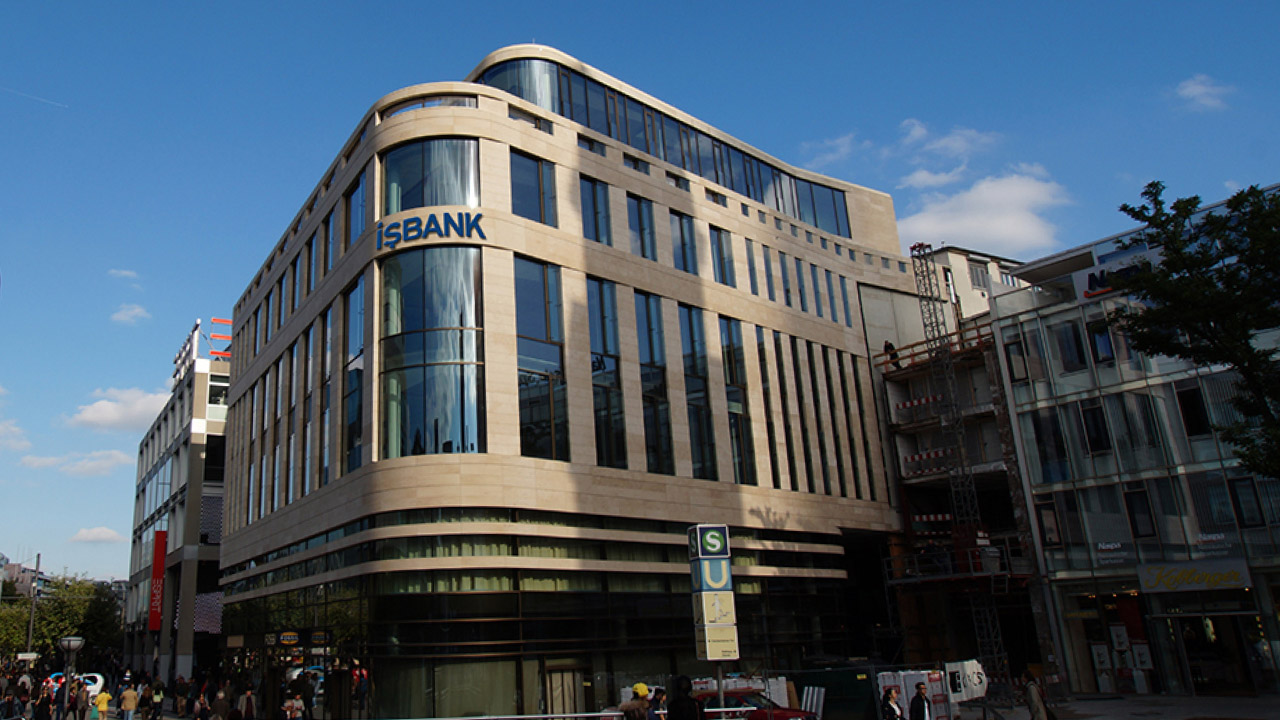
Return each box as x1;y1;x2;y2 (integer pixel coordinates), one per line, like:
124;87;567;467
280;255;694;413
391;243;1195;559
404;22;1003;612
148;530;167;631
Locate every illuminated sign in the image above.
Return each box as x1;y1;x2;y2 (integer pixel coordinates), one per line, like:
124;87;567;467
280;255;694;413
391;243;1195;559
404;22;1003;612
280;631;300;646
1137;559;1252;593
377;212;486;250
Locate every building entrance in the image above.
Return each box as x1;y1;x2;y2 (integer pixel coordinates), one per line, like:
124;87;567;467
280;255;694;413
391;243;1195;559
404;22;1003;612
1175;615;1256;696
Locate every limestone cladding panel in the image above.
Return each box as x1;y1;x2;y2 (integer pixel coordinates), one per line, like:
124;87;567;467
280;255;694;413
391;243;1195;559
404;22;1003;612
483;246;520;457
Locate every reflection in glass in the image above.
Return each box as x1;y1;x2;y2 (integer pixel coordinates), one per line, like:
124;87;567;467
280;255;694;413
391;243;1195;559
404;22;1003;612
383;138;479;215
381;247;485;458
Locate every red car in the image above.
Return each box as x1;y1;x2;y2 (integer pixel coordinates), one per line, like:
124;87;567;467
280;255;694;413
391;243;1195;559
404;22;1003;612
693;690;816;720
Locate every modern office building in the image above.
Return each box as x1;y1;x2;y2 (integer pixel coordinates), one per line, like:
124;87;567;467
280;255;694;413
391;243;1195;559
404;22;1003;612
220;45;921;718
125;322;229;681
990;196;1280;696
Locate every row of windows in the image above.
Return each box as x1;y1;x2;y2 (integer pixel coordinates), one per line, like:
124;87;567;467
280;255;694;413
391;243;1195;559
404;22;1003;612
479;58;852;238
231;249;881;533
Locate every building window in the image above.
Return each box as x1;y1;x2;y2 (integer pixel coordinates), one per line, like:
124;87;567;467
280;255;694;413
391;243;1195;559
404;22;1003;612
1230;477;1266;528
325;211;338;272
666;172;689;191
627;194;656;260
810;264;822;318
345;170;366;250
755;327;781;488
773;332;799;491
577;134;606;156
710;226;735;287
320;307;332;486
794;257;808;312
293;254;304;311
836;352;862;499
745;239;759;296
1175;380;1213;437
1001;271;1017;286
763;246;776;302
307;233;317;293
1077;398;1112;455
509;105;553;133
805;342;832;495
705;188;727;207
515;257;568;460
383;138;480;214
825;270;838;324
1052;320;1089;374
1124;486;1157;538
342;277;365;473
1087;320;1115;365
720;317;755;485
580;175;611;246
588;278;625;468
680;304;716;480
779;252;792;307
381;247;485;457
789;336;815;493
622;153;649;174
635;292;673;475
671;211;698;275
510;150;557;227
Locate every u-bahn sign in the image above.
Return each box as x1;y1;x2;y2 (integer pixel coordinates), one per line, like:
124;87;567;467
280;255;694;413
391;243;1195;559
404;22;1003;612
688;524;739;661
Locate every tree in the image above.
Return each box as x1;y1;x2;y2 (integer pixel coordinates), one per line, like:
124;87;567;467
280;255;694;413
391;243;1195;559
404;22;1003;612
1108;181;1280;479
0;577;123;667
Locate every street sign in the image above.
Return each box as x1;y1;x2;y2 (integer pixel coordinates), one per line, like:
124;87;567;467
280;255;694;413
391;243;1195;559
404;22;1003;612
690;558;734;592
695;624;740;661
693;591;737;625
688;524;731;559
17;652;38;661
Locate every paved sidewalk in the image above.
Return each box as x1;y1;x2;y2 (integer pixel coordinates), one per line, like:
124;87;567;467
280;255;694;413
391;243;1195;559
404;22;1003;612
971;694;1276;720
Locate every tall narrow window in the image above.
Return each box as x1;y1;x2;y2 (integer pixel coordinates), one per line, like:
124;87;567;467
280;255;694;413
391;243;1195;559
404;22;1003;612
795;257;808;312
345;170;366;250
301;325;313;496
806;342;831;494
837;352;862;499
819;346;847;496
745;239;759;296
680;304;716;479
343;277;365;473
710;226;735;287
839;275;853;328
755;327;781;488
779;252;792;307
627;194;656;260
790;336;815;492
263;292;273;344
515;257;568;460
763;246;776;301
293;254;304;310
320;307;332;486
286;344;297;505
588;278;625;468
721;317;755;485
671;211;698;275
511;151;558;226
277;277;287;328
580;175;611;246
773;331;799;491
810;264;823;318
308;234;317;293
825;269;838;324
325;211;338;272
636;292;674;475
381;247;486;457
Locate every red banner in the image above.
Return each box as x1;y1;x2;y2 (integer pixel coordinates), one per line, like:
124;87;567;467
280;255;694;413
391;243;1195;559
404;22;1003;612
148;530;167;631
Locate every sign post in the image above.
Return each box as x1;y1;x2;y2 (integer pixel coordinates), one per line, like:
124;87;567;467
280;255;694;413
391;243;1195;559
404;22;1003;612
689;524;737;710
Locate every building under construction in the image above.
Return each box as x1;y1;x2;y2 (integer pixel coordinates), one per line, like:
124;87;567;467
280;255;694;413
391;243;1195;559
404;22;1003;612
872;244;1061;697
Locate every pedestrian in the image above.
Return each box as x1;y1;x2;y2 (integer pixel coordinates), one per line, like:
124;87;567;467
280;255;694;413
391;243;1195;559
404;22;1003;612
664;677;702;720
137;686;154;720
2;690;21;720
908;683;928;720
619;683;649;720
54;681;67;720
1022;671;1049;720
94;687;112;720
880;687;903;720
173;678;187;720
76;681;90;720
234;691;254;720
210;692;229;720
35;688;53;720
647;688;666;720
119;684;138;720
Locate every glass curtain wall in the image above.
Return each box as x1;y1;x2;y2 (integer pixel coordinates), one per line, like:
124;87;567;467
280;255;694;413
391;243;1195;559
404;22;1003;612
381;246;485;458
383;138;479;214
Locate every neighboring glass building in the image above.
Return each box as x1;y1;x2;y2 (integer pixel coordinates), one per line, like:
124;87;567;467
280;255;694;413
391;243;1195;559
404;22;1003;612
992;204;1280;697
221;45;917;718
126;322;229;680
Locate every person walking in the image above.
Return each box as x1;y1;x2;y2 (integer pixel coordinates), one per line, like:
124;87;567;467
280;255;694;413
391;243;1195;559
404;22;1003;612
908;683;929;720
34;689;54;720
173;678;188;720
119;685;138;720
664;677;702;720
94;688;113;720
76;682;90;720
880;687;903;720
1022;671;1049;720
646;688;666;720
618;683;649;720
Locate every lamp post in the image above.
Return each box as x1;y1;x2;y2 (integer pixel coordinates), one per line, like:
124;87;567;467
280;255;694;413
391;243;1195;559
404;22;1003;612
59;636;85;720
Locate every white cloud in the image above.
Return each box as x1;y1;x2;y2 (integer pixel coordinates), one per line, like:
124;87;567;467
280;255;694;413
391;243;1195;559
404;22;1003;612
1176;74;1232;110
107;269;138;279
923;127;1000;159
897;172;1070;257
21;450;132;476
70;527;127;544
800;132;865;170
900;118;928;145
111;304;151;324
1224;179;1241;193
0;385;8;395
68;387;168;432
899;164;967;189
0;418;32;451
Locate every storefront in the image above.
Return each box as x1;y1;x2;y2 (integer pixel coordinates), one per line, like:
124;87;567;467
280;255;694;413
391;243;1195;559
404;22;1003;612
1054;561;1279;697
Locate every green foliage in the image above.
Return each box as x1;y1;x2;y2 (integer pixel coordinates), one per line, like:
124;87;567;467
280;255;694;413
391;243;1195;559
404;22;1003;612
1108;181;1280;479
0;577;124;665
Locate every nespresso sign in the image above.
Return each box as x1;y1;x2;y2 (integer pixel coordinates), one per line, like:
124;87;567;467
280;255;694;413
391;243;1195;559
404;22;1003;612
378;212;486;250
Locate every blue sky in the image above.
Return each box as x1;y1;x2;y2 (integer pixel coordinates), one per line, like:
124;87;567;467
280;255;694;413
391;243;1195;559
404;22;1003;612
2;2;1278;579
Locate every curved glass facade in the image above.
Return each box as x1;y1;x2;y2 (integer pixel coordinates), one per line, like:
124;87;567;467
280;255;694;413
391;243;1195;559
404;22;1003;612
479;58;851;238
383;137;479;215
381;246;485;457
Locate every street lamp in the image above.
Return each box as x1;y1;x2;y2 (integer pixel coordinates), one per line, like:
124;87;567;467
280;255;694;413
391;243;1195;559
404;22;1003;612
59;636;85;720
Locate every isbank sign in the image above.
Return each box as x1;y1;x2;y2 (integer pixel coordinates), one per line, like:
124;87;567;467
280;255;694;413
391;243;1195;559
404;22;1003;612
377;211;486;251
